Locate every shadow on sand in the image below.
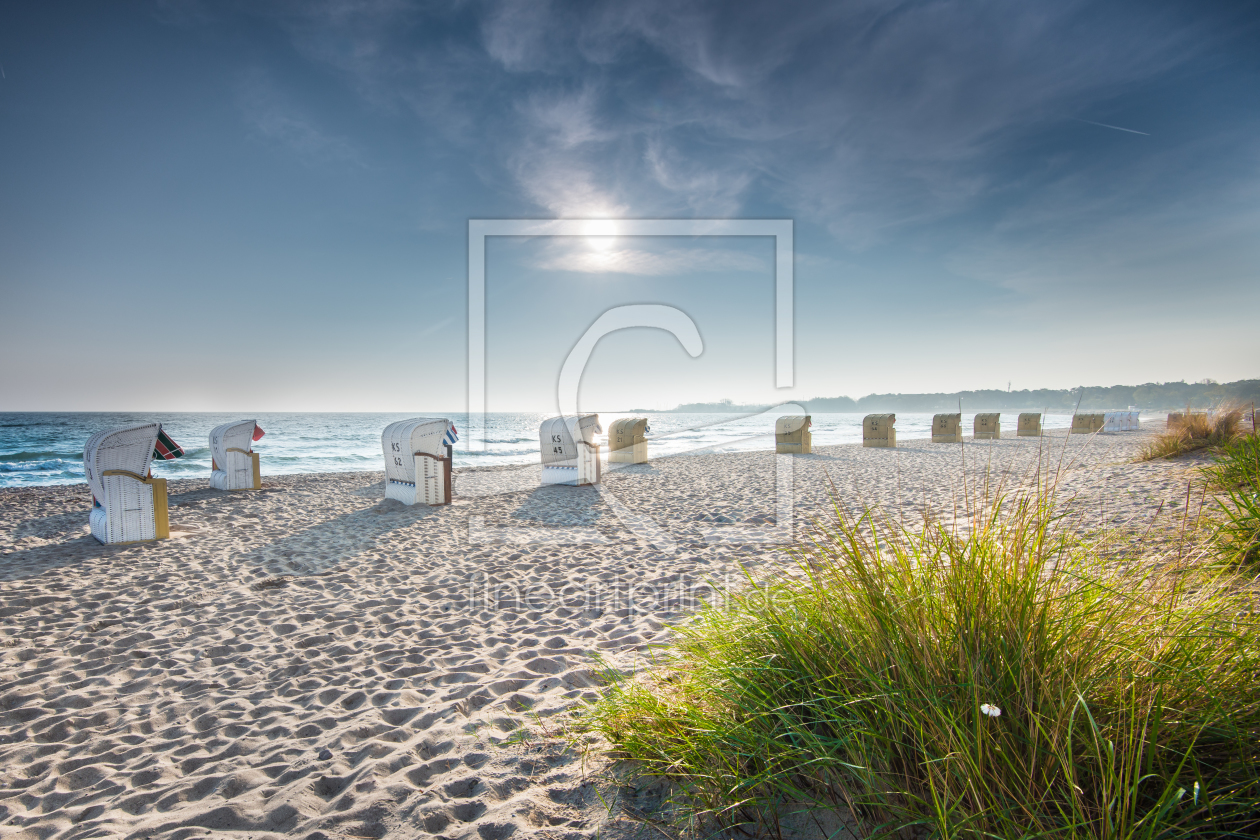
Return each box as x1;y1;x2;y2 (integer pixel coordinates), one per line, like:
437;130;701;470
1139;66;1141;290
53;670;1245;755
237;498;440;576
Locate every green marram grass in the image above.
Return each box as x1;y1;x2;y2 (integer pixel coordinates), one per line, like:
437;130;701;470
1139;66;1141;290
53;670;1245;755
1205;434;1260;491
584;496;1260;838
1209;434;1260;564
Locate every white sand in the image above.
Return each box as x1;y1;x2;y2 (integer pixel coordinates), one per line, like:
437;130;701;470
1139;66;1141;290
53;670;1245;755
0;425;1210;838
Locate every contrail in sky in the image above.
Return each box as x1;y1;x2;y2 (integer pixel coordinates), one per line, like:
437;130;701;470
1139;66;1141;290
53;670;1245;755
1076;118;1149;136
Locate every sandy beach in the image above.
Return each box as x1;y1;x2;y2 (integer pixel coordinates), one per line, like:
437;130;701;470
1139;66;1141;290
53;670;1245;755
0;424;1212;839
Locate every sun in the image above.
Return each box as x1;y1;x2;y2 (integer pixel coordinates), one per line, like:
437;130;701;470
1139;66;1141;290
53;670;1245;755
582;219;618;251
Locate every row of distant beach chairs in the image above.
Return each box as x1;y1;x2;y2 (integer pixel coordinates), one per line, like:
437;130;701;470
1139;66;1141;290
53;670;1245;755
81;410;1141;545
837;409;1143;450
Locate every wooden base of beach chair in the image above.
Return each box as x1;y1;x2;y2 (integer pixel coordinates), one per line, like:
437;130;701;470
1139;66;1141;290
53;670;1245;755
609;442;649;463
151;477;169;539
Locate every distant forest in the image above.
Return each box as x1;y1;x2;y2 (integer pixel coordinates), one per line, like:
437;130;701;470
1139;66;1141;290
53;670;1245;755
649;379;1260;414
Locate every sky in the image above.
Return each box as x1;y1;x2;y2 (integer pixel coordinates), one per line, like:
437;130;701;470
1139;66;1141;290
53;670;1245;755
0;0;1257;413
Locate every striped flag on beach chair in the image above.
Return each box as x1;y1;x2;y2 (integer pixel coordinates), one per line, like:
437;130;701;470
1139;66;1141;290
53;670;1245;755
152;429;184;460
443;424;458;447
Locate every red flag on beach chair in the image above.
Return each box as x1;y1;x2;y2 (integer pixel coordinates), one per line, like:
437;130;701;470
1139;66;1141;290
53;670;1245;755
253;424;265;441
152;429;184;460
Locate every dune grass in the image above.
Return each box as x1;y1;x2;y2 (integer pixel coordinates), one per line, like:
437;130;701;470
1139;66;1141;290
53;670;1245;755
1140;407;1246;461
1208;435;1260;565
1205;434;1260;491
584;494;1260;838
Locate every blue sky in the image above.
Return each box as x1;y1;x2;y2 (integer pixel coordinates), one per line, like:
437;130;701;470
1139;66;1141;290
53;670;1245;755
1;0;1257;412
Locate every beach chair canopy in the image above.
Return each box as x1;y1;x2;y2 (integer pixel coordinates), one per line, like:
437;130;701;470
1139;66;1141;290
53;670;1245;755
209;420;257;466
863;414;895;436
382;418;457;485
609;417;649;450
775;416;811;437
84;422;160;504
540;415;602;465
932;413;962;435
974;413;1001;432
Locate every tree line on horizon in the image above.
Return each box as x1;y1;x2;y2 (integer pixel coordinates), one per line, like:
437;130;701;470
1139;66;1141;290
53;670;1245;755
650;379;1260;414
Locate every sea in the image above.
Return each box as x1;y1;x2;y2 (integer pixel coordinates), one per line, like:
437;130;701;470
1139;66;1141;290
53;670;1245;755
0;411;1081;489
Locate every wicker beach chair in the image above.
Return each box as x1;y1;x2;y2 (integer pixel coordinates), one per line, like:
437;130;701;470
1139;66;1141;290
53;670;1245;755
1071;413;1105;434
209;420;262;491
382;418;457;505
540;415;602;486
862;414;896;448
83;422;170;544
931;413;963;443
608;418;650;464
775;415;812;454
1017;413;1042;437
974;413;1001;440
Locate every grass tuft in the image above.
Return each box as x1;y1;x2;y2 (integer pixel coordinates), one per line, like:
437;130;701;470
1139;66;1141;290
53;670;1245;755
1205;434;1260;491
1208;435;1260;565
1140;406;1246;461
584;495;1260;838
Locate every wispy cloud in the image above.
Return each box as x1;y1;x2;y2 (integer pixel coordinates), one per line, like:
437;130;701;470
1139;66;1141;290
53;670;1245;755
536;243;765;276
237;69;365;167
224;0;1249;245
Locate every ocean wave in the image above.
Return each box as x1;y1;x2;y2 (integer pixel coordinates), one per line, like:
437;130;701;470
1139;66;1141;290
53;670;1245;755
0;458;77;473
0;450;79;462
262;454;376;463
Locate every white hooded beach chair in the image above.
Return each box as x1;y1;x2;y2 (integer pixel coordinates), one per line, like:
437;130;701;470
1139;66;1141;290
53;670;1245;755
209;420;262;491
83;422;170;545
1102;411;1140;432
540;415;602;486
382;418;457;505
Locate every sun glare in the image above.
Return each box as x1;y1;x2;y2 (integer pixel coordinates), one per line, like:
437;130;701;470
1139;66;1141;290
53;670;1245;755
583;219;618;251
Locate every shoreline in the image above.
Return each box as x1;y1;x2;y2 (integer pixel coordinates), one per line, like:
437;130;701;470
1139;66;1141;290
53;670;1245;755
0;425;1213;838
0;411;1097;491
